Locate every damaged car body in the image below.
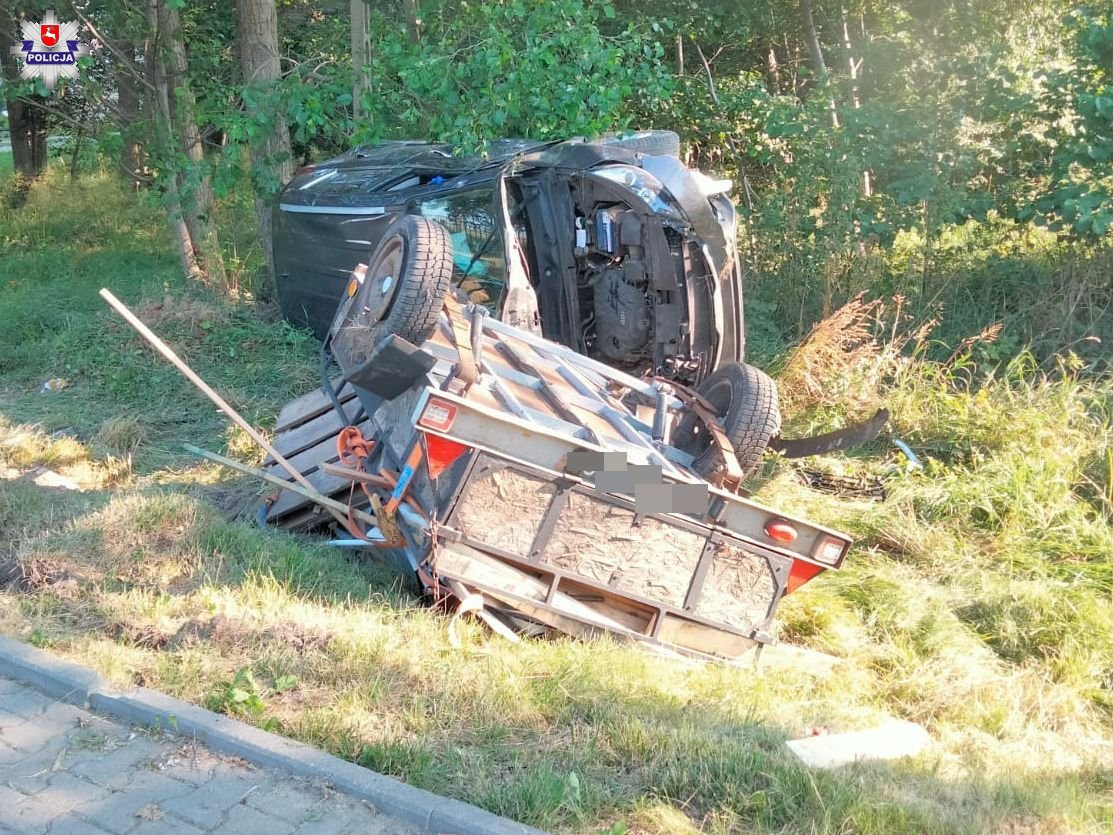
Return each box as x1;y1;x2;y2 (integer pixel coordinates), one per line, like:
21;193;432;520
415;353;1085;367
273;133;744;387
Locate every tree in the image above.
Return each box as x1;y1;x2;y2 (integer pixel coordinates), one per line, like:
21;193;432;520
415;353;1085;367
149;0;227;285
0;6;48;188
238;0;294;292
356;0;670;149
350;0;368;121
146;0;200;281
798;0;827;81
115;43;145;184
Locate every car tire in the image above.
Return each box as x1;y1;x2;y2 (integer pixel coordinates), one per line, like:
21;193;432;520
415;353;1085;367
599;129;681;157
333;215;453;366
673;362;781;481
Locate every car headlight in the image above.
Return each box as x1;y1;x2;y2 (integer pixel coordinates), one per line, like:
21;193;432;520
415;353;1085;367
592;165;686;222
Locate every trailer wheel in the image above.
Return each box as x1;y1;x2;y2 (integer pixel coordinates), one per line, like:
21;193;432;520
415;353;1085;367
673;362;781;481
335;215;453;366
599;129;681;157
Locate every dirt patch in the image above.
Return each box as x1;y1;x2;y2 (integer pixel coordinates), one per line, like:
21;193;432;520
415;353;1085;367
193;480;264;522
136;296;230;332
0;556;86;598
116;615;337;655
264;621;334;654
106;620;174;650
0;559;24;588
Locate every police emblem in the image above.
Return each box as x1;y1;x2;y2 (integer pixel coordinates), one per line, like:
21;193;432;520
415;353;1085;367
9;10;90;92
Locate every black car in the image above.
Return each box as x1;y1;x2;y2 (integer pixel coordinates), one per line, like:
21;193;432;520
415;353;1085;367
272;132;748;387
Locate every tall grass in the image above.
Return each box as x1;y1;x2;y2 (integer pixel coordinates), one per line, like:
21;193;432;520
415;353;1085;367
746;213;1113;372
0;164;318;469
771;298;1113;730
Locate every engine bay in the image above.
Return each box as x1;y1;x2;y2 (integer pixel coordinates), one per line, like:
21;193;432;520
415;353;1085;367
568;175;713;385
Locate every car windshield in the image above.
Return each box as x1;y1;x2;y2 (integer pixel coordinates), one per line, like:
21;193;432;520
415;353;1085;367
415;189;507;314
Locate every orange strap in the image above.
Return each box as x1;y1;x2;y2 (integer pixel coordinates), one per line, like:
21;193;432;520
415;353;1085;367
337;426;377;539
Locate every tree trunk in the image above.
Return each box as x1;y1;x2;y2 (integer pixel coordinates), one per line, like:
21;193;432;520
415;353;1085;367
0;10;48;184
153;0;227;286
766;45;780;94
842;8;871;197
147;0;201;282
238;0;294;298
351;0;369;120
116;46;145;184
800;0;838;127
402;0;420;43
5;97;48;179
799;0;827;81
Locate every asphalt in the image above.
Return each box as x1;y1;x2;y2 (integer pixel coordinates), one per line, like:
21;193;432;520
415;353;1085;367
0;637;546;835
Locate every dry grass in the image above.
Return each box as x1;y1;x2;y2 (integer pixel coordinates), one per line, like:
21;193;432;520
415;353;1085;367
0;422;90;472
94;416;147;458
775;293;891;418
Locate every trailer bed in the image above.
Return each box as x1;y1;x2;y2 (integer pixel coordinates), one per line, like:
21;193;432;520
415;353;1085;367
263;297;851;660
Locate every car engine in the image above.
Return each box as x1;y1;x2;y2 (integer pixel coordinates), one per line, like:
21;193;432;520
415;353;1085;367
577;205;655;369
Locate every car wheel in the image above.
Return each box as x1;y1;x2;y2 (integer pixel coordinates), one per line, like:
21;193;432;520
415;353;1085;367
333;215;453;367
599;129;681;157
672;362;781;481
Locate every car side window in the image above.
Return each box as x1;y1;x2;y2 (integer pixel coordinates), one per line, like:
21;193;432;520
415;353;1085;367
415;190;506;314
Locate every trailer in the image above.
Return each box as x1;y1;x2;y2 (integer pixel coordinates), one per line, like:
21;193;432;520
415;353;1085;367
263;294;852;661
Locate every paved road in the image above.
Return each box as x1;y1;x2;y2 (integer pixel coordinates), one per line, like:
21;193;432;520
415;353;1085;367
0;676;419;834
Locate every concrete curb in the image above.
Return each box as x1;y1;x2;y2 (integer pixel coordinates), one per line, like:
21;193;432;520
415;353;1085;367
0;636;546;835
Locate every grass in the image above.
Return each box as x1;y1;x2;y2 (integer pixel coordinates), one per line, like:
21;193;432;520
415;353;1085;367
1;162;1111;834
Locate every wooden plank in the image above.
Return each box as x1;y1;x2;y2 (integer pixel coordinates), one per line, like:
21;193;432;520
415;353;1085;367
264;418;372;479
184;443;377;532
483;594;613;643
275;381;357;434
266;466;356;521
270;505;329;531
270;408;351;460
435;541;764;659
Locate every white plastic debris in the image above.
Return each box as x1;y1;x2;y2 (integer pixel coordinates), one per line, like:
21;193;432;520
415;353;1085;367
786;719;931;769
30;468;81;491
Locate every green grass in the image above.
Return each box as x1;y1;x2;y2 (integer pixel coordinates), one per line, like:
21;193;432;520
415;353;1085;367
1;162;1111;834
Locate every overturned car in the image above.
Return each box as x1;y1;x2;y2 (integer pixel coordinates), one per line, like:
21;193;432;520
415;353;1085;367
273;131;781;477
275;132;742;381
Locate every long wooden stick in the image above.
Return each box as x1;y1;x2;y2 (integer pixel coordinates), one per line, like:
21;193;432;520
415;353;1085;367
182;443;379;532
100;288;350;528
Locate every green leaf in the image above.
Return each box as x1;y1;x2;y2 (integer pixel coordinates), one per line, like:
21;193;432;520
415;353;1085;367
273;675;299;693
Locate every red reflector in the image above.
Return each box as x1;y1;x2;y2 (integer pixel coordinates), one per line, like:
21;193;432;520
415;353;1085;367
787;559;825;593
295;164;316;175
423;433;469;479
418;398;458;433
764;519;798;544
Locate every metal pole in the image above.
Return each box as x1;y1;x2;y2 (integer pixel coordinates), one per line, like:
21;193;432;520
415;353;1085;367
182;443;378;531
100;288;351;529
